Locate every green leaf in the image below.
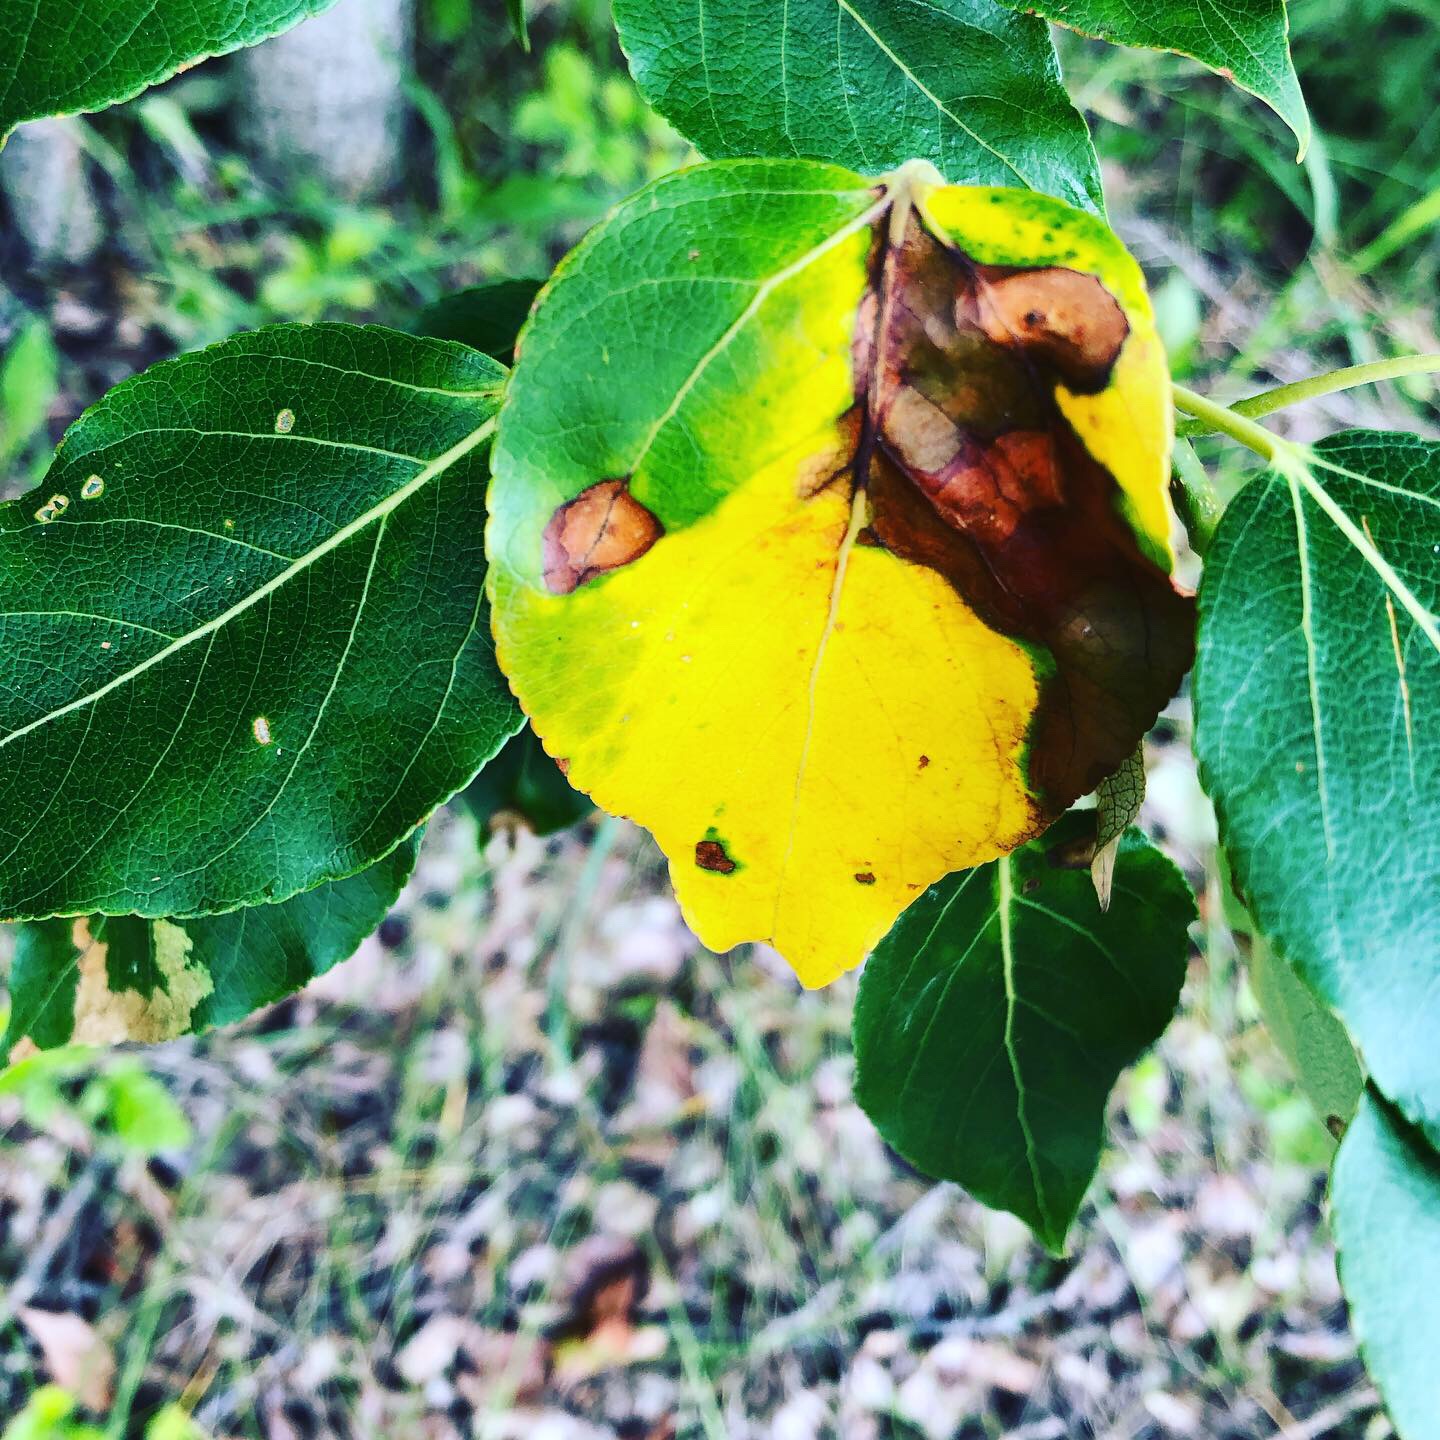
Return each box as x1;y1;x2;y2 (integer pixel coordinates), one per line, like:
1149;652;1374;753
1332;1090;1440;1440
1249;935;1362;1134
92;1059;194;1151
989;0;1309;159
0;0;339;145
0;323;520;921
1091;744;1144;909
612;0;1104;213
3;920;78;1052
853;813;1194;1252
0;317;60;470
414;280;543;366
1194;431;1440;1146
506;0;530;51
458;727;592;836
2;836;416;1055
0;1386;105;1440
411;287;584;838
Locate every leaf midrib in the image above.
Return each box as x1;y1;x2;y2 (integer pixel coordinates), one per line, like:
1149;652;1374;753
998;853;1054;1239
625;189;888;481
832;0;1033;188
1293;458;1440;659
0;414;498;754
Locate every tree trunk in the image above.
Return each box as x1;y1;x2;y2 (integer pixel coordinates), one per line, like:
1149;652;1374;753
0;118;103;268
237;0;413;199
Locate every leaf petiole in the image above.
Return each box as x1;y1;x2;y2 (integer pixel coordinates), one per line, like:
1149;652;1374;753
1176;353;1440;438
1171;382;1286;462
1169;384;1317;551
1169;438;1225;554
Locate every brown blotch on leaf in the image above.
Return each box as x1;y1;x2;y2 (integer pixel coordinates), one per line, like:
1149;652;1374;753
974;265;1130;393
695;839;737;874
542;478;662;594
918;754;930;769
846;207;1194;805
854;871;876;885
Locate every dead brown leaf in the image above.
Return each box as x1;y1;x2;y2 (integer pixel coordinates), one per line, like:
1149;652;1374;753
18;1305;115;1409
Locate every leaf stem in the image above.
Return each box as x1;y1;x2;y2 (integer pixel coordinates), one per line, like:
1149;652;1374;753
1171;384;1282;463
1176;353;1440;437
1169;439;1224;555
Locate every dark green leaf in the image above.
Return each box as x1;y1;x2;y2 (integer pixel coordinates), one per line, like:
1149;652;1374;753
1332;1090;1440;1440
1249;936;1362;1134
3;921;77;1052
854;813;1194;1252
0;0;338;144
1195;432;1440;1146
988;0;1309;158
2;835;416;1055
413;280;543;370
0;323;521;921
458;727;592;836
612;0;1103;213
506;0;530;51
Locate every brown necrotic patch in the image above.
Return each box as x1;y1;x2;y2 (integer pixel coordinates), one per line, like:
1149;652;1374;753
543;478;663;594
972;266;1128;393
695;838;737;874
848;205;1194;806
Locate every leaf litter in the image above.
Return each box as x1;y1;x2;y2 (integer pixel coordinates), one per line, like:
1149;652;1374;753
0;735;1380;1436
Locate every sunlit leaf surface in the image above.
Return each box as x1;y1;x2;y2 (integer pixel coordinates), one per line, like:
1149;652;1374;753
491;160;1191;984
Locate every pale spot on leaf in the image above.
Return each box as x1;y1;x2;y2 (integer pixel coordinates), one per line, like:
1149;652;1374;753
80;475;105;500
253;715;273;745
70;918;213;1045
274;408;296;434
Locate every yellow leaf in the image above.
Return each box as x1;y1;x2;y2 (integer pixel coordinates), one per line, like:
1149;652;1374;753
490;160;1192;984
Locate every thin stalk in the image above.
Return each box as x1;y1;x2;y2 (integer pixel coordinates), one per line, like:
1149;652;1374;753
1176;353;1440;436
1170;438;1225;555
1171;384;1284;463
1350;184;1440;276
1232;353;1440;419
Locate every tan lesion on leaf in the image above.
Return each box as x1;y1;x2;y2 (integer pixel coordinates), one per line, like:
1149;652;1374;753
542;478;663;595
71;918;213;1045
972;266;1129;393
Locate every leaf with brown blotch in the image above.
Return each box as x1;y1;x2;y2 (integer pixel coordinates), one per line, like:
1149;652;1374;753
491;159;1192;985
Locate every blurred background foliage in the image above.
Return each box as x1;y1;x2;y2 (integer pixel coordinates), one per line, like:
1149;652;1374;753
0;0;1436;497
0;0;1436;1434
